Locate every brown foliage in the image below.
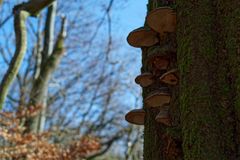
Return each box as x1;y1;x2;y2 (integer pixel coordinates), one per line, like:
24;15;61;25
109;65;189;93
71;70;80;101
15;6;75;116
0;106;101;160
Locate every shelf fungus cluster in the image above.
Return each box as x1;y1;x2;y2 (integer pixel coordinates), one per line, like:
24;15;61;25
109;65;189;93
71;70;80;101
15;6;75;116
125;7;177;127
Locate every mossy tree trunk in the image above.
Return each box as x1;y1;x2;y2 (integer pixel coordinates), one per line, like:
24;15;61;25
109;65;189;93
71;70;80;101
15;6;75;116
143;0;182;160
177;0;225;159
177;0;240;159
143;0;240;159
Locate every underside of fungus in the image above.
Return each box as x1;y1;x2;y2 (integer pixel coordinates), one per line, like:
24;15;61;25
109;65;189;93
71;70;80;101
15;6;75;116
127;27;159;48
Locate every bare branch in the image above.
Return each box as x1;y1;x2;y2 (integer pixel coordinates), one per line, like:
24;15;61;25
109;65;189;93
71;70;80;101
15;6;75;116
13;0;55;17
0;0;56;109
0;14;12;29
0;11;29;110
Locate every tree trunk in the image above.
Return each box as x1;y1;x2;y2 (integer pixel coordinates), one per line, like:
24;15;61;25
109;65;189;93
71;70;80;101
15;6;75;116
37;1;57;133
177;0;240;159
143;0;240;159
177;0;225;159
25;13;66;133
143;0;182;160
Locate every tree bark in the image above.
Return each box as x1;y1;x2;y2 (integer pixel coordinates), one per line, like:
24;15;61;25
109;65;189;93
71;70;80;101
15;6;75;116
177;0;224;159
177;0;240;159
0;10;29;109
14;0;55;17
25;16;66;133
143;1;181;160
216;0;240;158
42;1;56;60
143;0;240;159
38;1;57;133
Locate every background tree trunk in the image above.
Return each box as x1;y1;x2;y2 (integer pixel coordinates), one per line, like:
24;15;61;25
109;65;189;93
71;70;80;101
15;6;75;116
28;1;57;133
25;13;66;133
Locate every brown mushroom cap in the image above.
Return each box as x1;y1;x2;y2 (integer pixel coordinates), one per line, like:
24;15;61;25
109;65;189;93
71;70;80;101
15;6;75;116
160;69;178;85
125;109;145;125
155;106;172;126
127;27;159;48
146;7;176;34
135;72;154;87
144;88;171;107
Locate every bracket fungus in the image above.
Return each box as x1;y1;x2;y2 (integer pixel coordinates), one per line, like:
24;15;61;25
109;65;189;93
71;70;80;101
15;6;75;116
125;109;145;125
135;72;154;87
160;69;178;85
147;46;172;71
144;87;171;107
127;27;159;48
146;7;176;35
155;106;172;126
147;56;170;71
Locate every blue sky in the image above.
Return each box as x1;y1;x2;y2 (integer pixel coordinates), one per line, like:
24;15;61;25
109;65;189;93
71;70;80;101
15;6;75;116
116;0;148;36
112;0;148;109
0;0;149;109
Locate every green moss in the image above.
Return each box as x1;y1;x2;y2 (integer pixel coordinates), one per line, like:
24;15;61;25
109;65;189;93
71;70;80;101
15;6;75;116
176;0;230;159
177;36;191;74
166;127;181;140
